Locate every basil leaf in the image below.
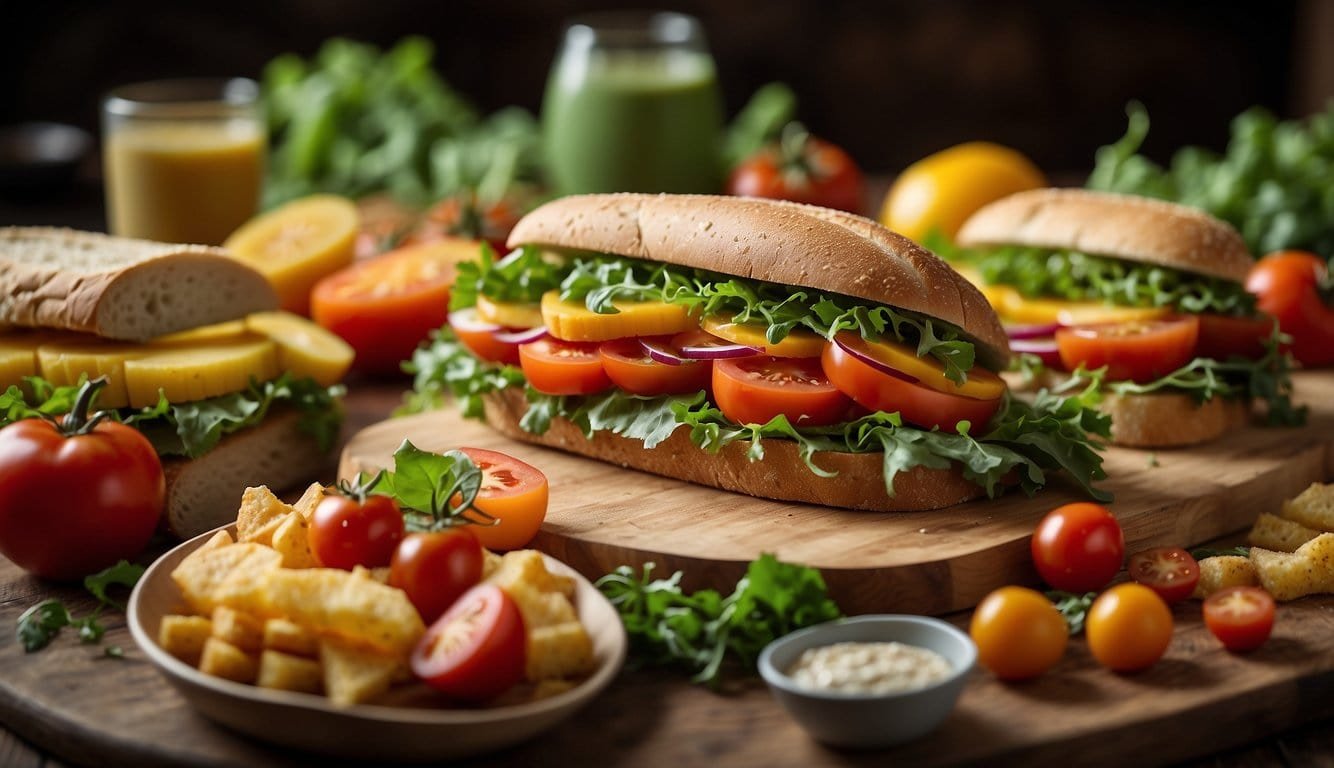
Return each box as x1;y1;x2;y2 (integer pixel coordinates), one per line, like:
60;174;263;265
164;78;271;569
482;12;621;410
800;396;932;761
377;440;483;525
84;561;145;613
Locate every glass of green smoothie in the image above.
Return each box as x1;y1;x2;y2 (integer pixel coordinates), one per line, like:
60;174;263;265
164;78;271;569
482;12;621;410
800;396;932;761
543;11;724;194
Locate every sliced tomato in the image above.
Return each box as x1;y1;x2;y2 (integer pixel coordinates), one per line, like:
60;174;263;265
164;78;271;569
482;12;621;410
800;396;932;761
1203;586;1276;652
700;316;825;358
1195;313;1274;361
518;338;612;395
712;356;851;427
828;332;1006;399
458;447;550;551
821;340;1003;431
449;308;523;365
598;337;712;396
1054;316;1200;383
311;238;480;374
1128;546;1200;604
411;583;526;702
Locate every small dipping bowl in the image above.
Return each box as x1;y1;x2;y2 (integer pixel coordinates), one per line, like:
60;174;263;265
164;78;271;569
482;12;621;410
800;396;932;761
758;615;976;749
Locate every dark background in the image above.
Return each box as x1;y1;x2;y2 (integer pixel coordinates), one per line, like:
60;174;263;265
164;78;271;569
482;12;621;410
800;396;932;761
1;0;1330;176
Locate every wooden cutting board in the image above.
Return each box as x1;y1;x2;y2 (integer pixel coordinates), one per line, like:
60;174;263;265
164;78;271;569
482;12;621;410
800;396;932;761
341;372;1334;616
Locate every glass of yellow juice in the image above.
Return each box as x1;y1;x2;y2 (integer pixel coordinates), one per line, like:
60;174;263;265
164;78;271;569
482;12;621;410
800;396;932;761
543;12;725;195
103;78;264;245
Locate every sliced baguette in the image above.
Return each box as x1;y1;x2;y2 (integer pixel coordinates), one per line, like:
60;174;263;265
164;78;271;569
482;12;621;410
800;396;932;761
1100;392;1251;448
163;410;334;538
481;389;988;513
0;227;279;341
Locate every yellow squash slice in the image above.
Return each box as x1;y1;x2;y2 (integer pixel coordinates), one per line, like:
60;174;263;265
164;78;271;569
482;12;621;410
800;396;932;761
151;320;249;346
701;315;826;358
0;332;78;390
476;295;545;329
540;290;694;342
245;311;353;387
38;341;153;408
123;339;279;408
224;195;359;315
955;267;1173;326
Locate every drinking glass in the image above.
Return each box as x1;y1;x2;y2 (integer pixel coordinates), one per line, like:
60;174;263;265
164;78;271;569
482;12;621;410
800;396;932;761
542;12;724;195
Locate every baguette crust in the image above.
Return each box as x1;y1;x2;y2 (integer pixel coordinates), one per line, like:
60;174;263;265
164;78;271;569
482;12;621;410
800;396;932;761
1101;392;1250;448
481;389;988;512
0;227;279;341
507;194;1010;368
955;189;1252;282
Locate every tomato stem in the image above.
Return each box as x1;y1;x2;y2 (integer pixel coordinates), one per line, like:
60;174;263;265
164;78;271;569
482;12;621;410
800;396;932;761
53;378;115;437
336;470;387;504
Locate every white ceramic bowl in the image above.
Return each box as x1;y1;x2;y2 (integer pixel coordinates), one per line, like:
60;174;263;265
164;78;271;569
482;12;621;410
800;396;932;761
128;525;627;762
758;615;976;748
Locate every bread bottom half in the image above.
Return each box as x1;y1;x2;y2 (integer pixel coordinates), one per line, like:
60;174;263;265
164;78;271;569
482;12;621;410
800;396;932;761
1101;392;1251;448
481;389;988;513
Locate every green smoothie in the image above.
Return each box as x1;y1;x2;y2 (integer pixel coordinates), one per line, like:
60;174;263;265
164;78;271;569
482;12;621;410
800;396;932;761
543;49;724;194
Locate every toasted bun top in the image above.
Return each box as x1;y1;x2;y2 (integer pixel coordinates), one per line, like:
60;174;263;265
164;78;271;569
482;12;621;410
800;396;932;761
507;194;1010;367
955;189;1252;283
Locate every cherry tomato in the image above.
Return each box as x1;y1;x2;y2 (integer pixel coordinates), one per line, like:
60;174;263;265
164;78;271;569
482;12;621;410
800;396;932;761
411;583;526;702
1203;586;1276;652
821;336;1004;431
969;586;1068;680
458;447;549;551
390;529;484;624
1031;503;1125;592
1246;250;1334;366
1128;547;1200;604
449;307;523;366
518;338;612;395
0;381;163;581
727;130;865;214
1085;583;1173;672
311;239;480;374
1195;313;1275;361
1055;316;1199;383
598;337;712;396
712;355;851;427
309;493;406;570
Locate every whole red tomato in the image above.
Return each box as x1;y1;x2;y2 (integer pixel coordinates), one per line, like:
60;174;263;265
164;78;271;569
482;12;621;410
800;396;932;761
0;380;163;581
1031;502;1125;592
727;125;865;214
390;529;484;623
1246;250;1334;366
309;491;406;570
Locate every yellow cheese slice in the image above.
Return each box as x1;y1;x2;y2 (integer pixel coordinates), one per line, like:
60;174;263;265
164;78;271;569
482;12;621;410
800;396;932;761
38;341;153;408
954;267;1173;326
0;332;78;390
244;311;353;387
476;295;544;329
540;290;694;342
151;320;249;346
123;339;279;408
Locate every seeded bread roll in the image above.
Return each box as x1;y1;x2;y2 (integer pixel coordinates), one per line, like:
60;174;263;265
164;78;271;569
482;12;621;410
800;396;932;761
507;193;1011;368
0;227;279;341
955;189;1252;283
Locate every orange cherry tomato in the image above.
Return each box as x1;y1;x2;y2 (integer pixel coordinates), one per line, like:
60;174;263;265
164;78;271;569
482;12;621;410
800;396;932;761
1195;313;1275;361
1054;316;1200;383
598;337;712;396
311;239;480;374
449;308;522;366
458;447;549;551
1203;586;1275;652
1246;250;1334;366
518;338;612;395
1030;503;1125;593
712;355;851;427
821;339;1003;431
1085;583;1173;672
969;586;1069;681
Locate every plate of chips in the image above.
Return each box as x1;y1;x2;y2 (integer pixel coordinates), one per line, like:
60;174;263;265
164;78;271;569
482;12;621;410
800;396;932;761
128;506;627;762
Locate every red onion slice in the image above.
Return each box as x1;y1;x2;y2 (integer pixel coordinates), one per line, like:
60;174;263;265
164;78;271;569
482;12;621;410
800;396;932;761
832;334;919;383
493;326;549;345
1005;322;1062;340
679;342;761;360
640;337;688;366
1008;338;1062;367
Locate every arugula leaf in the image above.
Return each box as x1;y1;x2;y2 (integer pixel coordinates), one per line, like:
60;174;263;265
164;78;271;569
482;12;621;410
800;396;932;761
594;555;841;686
450;244;567;311
401;328;527;416
84;560;145;613
1047;590;1097;635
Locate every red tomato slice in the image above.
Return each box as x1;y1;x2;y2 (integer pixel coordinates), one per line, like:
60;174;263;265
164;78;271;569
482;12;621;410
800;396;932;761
390;529;484;624
311;239;479;374
1128;546;1200;604
458;447;549;551
821;340;1003;431
519;338;612;395
1195;313;1274;361
712;356;851;427
1030;502;1125;593
411;583;526;702
597;337;712;396
449;307;523;366
1203;586;1276;652
1055;316;1200;383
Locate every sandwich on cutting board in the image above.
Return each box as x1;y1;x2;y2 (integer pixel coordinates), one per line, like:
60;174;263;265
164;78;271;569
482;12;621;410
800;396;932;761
952;189;1302;447
0;227;352;537
409;193;1112;512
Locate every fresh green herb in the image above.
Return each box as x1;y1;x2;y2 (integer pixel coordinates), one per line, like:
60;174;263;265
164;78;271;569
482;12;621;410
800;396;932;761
1190;545;1250;560
595;555;841;686
1088;101;1334;265
1011;352;1049;389
1147;453;1160;468
104;646;125;659
367;440;494;532
401;328;527;416
1047;590;1097;635
449;243;567;311
722;83;798;169
16;560;144;653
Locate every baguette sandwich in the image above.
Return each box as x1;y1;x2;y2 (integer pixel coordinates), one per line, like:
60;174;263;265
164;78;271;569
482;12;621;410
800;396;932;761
407;193;1110;511
0;228;351;537
952;189;1302;447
